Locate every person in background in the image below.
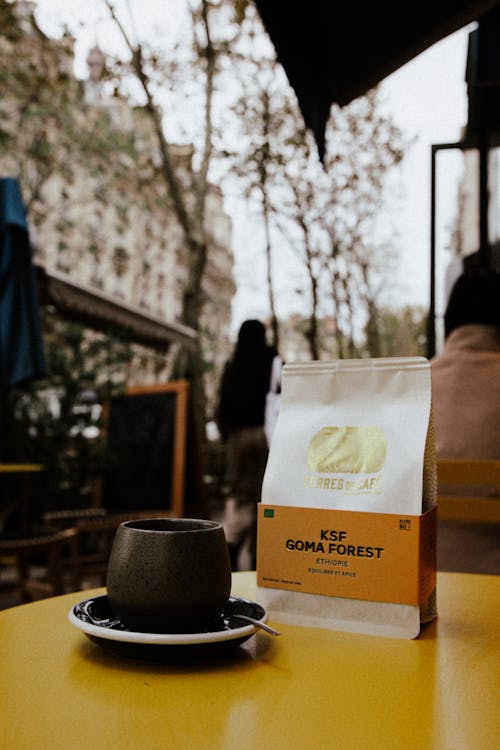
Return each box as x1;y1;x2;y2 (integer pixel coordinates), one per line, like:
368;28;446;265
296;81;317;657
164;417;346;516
216;320;276;570
431;269;500;460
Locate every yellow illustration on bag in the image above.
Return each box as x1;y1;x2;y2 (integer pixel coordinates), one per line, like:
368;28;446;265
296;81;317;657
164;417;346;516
306;426;387;473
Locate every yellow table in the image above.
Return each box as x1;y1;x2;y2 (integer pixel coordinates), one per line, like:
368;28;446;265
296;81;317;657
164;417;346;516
0;572;499;750
0;464;44;472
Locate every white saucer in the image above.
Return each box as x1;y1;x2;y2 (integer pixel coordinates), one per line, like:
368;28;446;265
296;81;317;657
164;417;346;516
69;595;268;651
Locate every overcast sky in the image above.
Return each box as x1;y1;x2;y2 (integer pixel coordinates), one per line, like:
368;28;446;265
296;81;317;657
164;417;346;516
34;1;474;330
377;25;473;315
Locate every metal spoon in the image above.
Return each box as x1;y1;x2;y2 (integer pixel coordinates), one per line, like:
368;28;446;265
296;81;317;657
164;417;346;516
227;614;281;636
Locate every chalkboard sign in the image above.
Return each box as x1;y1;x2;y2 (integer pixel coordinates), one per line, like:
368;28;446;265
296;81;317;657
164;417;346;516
101;381;188;516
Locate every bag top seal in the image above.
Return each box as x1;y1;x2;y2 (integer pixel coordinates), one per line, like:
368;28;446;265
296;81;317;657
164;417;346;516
284;357;429;376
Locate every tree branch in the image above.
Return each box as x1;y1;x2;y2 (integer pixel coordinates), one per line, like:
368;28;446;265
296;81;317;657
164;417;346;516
103;0;195;243
194;0;215;226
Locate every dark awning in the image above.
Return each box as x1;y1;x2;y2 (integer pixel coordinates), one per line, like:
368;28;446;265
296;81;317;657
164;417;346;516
254;0;500;161
36;264;197;352
0;178;47;390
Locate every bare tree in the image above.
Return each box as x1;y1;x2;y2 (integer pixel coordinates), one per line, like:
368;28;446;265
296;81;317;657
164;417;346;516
319;90;406;356
230;47;406;360
286;169;324;360
229;56;289;351
104;0;225;450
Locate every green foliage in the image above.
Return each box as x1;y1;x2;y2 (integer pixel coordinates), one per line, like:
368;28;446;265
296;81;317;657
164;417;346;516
0;0;22;42
5;308;133;510
0;128;11;148
371;306;428;357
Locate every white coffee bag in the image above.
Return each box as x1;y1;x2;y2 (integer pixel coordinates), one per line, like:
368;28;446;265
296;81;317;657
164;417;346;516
258;357;437;639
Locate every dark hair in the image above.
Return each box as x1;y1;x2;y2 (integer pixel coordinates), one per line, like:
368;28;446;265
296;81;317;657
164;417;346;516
444;269;500;338
234;319;268;362
216;319;274;435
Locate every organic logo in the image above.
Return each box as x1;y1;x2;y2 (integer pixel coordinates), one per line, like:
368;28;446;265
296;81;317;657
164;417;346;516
306;426;387;474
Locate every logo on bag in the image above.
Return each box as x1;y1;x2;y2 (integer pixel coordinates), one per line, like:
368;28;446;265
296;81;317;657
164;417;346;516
306;426;387;474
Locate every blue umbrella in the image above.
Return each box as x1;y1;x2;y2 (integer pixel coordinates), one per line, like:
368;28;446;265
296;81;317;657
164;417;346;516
0;177;47;390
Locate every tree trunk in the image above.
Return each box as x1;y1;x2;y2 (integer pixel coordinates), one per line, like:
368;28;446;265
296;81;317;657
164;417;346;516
259;92;279;351
296;203;320;360
262;192;279;351
105;0;217;475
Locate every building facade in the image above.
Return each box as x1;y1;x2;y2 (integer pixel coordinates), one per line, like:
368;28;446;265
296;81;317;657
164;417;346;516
0;0;235;407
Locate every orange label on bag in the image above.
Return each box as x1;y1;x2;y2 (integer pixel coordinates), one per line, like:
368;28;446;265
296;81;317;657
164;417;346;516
257;504;436;606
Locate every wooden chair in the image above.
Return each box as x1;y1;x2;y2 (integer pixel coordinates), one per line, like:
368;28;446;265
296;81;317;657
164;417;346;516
437;459;500;574
42;507;108;529
437;459;500;522
0;527;79;604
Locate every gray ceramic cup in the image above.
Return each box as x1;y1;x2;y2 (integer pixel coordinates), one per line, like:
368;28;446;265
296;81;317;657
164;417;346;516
106;518;232;633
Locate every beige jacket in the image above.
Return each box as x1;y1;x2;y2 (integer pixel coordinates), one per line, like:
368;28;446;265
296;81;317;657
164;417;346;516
431;324;500;459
